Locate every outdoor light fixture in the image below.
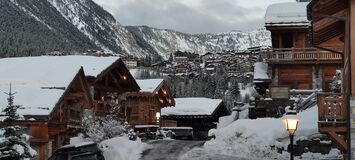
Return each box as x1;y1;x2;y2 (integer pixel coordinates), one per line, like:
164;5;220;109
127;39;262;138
283;112;299;160
156;112;160;123
121;75;127;80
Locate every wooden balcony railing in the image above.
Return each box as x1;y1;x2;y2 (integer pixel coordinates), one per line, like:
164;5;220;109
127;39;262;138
317;92;347;152
262;48;342;63
317;93;346;124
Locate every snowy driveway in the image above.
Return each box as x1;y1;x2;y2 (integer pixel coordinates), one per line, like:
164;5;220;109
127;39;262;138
140;140;250;160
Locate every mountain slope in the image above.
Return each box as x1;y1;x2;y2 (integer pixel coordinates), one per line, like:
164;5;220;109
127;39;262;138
127;26;271;59
0;0;271;60
0;0;99;57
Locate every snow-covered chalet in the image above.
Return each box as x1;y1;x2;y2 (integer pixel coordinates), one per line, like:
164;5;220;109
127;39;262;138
0;56;140;160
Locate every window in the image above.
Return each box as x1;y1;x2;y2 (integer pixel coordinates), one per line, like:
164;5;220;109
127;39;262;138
281;32;294;48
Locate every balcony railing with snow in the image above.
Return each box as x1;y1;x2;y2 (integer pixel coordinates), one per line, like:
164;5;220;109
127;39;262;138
262;48;342;63
317;93;346;126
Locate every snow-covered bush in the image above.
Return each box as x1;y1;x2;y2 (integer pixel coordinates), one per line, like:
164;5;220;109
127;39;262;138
82;114;129;142
330;70;341;93
0;87;36;159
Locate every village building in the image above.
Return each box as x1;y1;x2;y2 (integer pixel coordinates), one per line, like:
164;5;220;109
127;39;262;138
253;62;271;97
0;56;140;160
264;2;342;91
161;97;230;139
123;59;138;68
307;0;352;158
125;79;175;131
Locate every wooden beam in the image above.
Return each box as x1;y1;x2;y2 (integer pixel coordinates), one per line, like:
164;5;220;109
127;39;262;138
327;131;347;152
319;126;347;133
94;84;122;92
66;92;85;98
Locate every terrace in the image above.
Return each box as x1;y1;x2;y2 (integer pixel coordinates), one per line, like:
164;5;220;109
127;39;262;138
262;48;342;64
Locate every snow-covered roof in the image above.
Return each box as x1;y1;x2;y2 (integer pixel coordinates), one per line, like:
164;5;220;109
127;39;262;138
161;98;222;116
136;79;164;93
253;62;270;81
265;2;309;27
0;56;119;116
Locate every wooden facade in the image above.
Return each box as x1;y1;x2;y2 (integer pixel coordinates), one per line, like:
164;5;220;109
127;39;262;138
85;59;140;118
264;5;342;91
9;58;141;160
307;0;353;157
126;80;175;128
15;68;94;160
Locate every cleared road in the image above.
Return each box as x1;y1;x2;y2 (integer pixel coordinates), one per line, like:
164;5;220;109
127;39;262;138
140;140;249;160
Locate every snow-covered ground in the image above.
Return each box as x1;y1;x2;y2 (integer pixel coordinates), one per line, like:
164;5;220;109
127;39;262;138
70;135;146;160
181;107;342;160
100;136;146;160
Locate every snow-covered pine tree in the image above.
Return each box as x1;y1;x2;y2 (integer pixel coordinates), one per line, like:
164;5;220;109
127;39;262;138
0;85;36;159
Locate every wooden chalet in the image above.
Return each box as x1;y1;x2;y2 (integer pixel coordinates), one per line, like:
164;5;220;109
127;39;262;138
125;79;175;130
82;57;140;118
307;0;354;157
0;57;94;160
161;98;230;139
264;2;342;91
0;56;140;160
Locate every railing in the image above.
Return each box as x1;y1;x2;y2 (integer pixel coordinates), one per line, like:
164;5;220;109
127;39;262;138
262;48;342;63
317;93;346;123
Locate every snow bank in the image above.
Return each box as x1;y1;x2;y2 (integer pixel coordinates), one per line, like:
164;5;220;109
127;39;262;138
100;136;146;160
182;107;336;159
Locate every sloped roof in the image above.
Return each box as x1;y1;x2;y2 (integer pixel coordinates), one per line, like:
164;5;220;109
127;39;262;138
265;2;309;27
161;97;222;116
136;79;164;93
253;62;270;81
0;56;119;116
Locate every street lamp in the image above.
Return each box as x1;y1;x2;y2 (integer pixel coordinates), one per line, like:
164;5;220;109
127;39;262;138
283;113;299;160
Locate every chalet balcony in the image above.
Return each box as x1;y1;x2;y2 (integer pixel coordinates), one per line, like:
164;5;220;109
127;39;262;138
262;48;342;64
317;92;347;152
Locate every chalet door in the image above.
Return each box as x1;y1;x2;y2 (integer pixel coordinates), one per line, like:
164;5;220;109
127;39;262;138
278;65;312;89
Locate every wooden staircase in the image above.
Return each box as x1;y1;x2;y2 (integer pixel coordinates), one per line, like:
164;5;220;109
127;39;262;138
317;93;348;152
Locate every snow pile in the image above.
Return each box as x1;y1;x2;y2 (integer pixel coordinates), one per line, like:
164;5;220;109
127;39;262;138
136;79;164;92
182;107;339;159
217;111;238;129
100;136;146;160
265;2;309;26
161;97;222;116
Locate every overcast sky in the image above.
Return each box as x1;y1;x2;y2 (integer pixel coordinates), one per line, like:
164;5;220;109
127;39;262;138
93;0;295;34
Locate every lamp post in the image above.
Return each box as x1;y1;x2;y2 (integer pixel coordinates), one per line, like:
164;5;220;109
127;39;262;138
283;113;299;160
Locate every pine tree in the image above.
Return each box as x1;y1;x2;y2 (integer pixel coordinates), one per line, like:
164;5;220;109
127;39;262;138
0;85;36;159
